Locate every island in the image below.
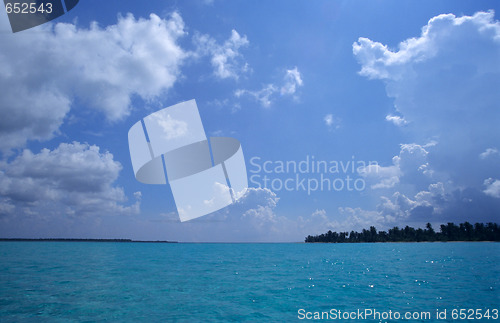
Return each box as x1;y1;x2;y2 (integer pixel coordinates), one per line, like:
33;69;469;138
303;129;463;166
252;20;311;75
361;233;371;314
305;222;500;243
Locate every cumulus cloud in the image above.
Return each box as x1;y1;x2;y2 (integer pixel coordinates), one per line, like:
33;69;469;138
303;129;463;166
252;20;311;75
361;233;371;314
300;188;448;235
304;178;496;236
353;11;500;80
0;142;140;218
235;67;304;107
193;29;250;80
357;140;500;226
351;11;500;226
353;11;500;159
385;114;408;126
0;12;187;151
484;178;500;198
360;143;432;190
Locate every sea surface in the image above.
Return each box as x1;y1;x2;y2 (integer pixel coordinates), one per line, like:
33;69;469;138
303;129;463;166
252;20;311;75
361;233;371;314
0;242;498;322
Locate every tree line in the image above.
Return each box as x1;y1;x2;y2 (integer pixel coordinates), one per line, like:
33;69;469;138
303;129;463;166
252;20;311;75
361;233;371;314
305;222;500;243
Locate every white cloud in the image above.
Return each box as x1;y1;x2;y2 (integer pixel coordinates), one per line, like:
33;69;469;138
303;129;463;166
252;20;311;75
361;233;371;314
353;11;500;80
202;182;233;208
235;84;277;108
280;67;303;95
324;114;333;126
152;113;188;140
193;29;249;80
234;187;283;233
353;11;500;155
479;148;499;159
385;114;408;126
357;140;500;225
360;163;401;189
0;12;187;151
235;67;304;107
359;143;432;190
310;181;448;233
352;11;500;225
484;178;500;198
323;114;341;130
378;185;445;221
0;142;140;217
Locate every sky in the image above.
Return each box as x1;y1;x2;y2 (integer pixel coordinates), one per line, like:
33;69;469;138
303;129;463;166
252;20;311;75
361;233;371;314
0;0;499;242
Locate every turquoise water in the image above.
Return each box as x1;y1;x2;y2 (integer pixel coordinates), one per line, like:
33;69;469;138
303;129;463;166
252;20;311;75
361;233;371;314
0;242;498;322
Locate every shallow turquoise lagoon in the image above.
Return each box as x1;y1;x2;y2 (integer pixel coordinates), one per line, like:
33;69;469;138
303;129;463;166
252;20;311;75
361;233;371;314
0;242;498;322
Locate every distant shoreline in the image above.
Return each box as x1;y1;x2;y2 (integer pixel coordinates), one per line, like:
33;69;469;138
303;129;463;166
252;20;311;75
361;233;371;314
305;222;500;243
0;238;178;243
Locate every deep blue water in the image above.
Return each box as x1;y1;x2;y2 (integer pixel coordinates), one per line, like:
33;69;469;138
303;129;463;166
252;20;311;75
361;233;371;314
0;242;498;322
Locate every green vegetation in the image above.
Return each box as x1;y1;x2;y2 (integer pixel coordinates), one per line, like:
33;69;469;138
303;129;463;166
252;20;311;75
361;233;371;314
305;222;500;243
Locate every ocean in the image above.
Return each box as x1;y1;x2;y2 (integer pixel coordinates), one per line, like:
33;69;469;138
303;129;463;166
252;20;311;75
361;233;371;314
0;242;498;322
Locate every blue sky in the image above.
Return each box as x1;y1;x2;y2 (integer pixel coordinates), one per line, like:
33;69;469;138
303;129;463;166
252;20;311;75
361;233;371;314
0;0;499;241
